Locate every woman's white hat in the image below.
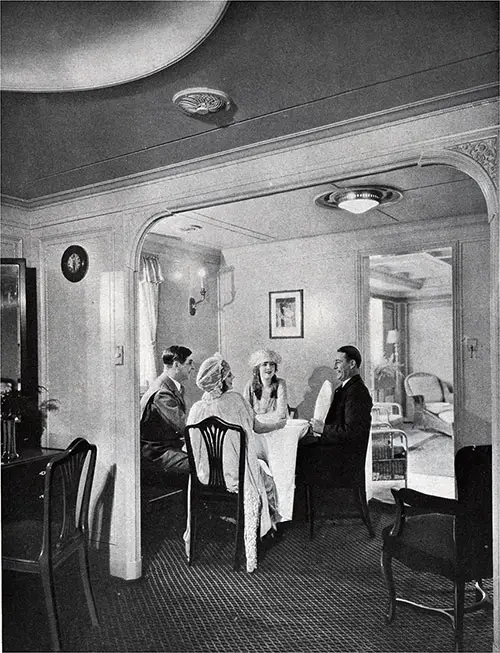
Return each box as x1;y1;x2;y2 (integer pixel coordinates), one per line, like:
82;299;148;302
249;349;282;368
196;353;231;392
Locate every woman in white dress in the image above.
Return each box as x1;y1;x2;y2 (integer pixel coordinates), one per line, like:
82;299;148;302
184;353;279;573
243;349;288;432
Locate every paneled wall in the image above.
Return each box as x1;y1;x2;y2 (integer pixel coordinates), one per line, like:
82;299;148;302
1;211;138;577
458;238;491;444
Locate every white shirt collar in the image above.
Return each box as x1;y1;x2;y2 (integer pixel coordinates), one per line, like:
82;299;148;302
170;377;182;393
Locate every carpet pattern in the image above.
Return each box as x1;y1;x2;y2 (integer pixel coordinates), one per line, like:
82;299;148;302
2;496;493;652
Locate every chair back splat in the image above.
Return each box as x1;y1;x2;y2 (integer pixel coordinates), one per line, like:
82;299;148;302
2;437;99;652
184;417;246;570
381;444;492;652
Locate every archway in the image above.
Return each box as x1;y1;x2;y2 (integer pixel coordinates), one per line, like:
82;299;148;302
126;109;497;646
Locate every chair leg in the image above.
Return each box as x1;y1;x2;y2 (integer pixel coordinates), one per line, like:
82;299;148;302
233;499;244;571
188;496;197;566
39;560;62;652
454;578;465;652
78;544;99;626
305;484;314;540
355;487;375;538
381;549;397;624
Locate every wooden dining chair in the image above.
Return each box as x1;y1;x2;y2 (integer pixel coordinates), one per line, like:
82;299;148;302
2;438;99;651
184;416;247;571
296;438;375;539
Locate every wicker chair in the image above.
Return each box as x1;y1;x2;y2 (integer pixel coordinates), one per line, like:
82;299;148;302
404;372;453;436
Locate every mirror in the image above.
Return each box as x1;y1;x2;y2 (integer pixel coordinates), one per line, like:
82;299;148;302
1;258;27;392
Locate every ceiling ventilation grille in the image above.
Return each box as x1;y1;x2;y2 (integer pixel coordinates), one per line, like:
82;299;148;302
173;88;231;115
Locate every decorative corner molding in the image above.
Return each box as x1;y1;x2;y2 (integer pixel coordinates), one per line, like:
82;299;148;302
451;137;498;188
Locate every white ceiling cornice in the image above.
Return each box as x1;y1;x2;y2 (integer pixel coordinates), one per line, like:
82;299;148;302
1;89;497;214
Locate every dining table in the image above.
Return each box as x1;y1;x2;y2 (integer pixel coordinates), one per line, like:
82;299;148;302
254;418;310;522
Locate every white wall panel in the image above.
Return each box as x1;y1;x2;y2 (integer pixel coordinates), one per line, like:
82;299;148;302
457;238;491;447
408;299;453;387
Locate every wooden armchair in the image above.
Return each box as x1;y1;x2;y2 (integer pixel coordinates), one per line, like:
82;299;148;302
381;445;492;651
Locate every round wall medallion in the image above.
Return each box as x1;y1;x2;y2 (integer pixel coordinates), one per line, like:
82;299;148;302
61;245;89;283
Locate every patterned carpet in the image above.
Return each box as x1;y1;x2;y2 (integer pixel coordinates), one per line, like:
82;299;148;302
2;493;493;652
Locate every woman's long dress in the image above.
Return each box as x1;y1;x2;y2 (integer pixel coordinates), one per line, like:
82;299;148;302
184;390;278;572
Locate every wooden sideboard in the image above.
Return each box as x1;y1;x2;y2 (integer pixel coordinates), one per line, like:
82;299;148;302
1;447;63;522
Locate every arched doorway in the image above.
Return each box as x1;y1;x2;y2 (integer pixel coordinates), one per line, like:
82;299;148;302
128;106;497;645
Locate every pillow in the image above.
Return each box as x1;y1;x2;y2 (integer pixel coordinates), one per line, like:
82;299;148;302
313;380;334;434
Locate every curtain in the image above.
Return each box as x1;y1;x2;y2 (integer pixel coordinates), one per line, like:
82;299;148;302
139;255;164;393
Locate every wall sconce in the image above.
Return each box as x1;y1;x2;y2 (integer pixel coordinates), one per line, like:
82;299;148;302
189;269;207;316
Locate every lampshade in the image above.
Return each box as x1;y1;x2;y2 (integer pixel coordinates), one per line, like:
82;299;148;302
386;329;400;344
315;186;403;214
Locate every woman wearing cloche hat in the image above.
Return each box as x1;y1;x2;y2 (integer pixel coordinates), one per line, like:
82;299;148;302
243;349;288;432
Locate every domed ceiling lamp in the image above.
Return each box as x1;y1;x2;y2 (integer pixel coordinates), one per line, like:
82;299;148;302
315;186;403;214
173;88;232;116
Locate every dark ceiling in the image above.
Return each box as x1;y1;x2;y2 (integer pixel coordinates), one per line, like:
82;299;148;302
1;1;498;203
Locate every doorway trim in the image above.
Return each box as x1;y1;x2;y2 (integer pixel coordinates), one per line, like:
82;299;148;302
358;243;457;443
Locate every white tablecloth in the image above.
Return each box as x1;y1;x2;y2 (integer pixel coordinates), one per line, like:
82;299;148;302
254;419;310;522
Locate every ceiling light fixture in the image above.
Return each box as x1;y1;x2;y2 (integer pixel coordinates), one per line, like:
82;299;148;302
315;186;403;214
173;88;232;116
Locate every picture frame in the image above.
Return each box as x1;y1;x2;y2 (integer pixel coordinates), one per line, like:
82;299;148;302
269;289;304;339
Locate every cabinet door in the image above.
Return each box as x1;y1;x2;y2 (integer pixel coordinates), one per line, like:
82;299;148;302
1;457;50;522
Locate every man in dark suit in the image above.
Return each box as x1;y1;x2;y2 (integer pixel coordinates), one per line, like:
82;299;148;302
311;345;373;450
297;345;373;513
140;345;194;483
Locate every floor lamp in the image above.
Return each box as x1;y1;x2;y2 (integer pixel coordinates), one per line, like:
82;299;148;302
386;329;401;405
386;329;400;364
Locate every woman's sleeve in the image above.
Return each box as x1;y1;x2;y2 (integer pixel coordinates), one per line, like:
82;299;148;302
237;392;258;432
242;381;253;409
276;378;288;420
186;405;196;425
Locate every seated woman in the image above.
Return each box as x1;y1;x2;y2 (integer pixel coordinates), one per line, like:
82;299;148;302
243;349;288;433
184;353;280;573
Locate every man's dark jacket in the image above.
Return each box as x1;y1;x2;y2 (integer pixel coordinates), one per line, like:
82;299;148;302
140;375;186;461
297;374;373;486
321;374;373;453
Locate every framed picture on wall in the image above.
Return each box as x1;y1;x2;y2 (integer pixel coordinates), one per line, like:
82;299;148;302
269;289;304;339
